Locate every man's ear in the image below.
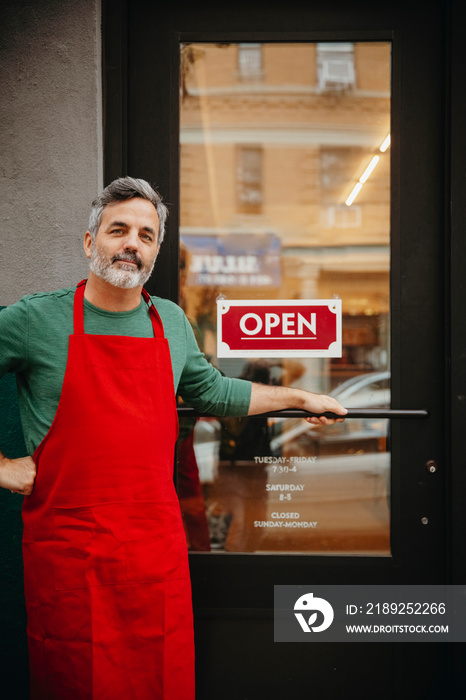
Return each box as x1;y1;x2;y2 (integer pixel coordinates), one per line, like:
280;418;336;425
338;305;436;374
83;231;92;259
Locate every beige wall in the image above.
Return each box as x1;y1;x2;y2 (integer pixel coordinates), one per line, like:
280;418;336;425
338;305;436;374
0;0;102;305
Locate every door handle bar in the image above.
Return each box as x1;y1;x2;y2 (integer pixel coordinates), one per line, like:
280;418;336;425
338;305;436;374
177;407;429;419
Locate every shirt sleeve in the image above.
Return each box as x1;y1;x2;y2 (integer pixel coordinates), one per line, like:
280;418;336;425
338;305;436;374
178;313;251;416
0;298;29;379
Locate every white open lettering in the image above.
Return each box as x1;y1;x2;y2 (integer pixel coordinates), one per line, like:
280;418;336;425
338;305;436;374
282;313;295;334
265;313;280;335
239;311;317;336
297;312;316;335
239;313;262;335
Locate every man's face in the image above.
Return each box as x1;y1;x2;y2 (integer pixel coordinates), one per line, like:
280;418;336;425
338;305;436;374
84;198;160;289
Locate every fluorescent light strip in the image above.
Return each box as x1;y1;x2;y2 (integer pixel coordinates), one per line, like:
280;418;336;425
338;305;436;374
359;155;380;183
345;182;363;207
379;133;391;153
346;133;390;206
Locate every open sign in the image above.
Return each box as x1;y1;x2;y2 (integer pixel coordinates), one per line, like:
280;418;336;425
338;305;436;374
217;300;342;358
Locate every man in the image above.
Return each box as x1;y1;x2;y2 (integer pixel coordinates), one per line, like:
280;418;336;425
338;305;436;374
0;177;346;699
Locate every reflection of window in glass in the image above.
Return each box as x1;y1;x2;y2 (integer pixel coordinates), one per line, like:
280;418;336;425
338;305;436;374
316;43;355;93
324;205;361;229
237;43;263;81
237;146;263;214
320;146;364;205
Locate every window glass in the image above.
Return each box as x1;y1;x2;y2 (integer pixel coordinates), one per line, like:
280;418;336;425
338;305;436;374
237;43;263;81
178;42;391;555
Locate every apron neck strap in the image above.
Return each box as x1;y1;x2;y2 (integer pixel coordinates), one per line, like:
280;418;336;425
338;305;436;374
73;280;164;337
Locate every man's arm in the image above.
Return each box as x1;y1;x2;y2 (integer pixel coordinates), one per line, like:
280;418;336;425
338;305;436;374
248;382;347;425
0;450;36;495
0;299;37;494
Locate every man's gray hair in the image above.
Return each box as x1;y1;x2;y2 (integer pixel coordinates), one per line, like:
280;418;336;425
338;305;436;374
88;177;169;244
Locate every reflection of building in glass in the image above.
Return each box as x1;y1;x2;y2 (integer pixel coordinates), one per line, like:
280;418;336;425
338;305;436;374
180;42;390;389
179;43;391;556
236;146;263;214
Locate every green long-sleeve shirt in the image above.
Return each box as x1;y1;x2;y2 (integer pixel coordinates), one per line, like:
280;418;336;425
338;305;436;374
0;286;251;455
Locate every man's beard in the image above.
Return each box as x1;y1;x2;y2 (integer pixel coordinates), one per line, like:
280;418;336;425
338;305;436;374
89;243;156;289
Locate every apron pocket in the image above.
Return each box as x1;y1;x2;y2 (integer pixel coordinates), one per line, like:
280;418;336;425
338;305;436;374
53;500;187;590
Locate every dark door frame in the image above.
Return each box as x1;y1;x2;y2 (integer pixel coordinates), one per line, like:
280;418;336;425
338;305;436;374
449;0;466;587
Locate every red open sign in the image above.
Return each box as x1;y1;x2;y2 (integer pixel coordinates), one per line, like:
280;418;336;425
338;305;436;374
217;300;342;358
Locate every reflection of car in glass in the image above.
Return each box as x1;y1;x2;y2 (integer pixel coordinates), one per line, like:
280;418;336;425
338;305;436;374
191;417;221;483
329;370;390;409
270;371;390;457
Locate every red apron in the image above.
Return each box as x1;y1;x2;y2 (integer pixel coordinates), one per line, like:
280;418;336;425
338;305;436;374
22;280;194;700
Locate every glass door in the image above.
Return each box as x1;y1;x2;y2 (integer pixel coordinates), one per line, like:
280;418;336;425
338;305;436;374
177;41;392;557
